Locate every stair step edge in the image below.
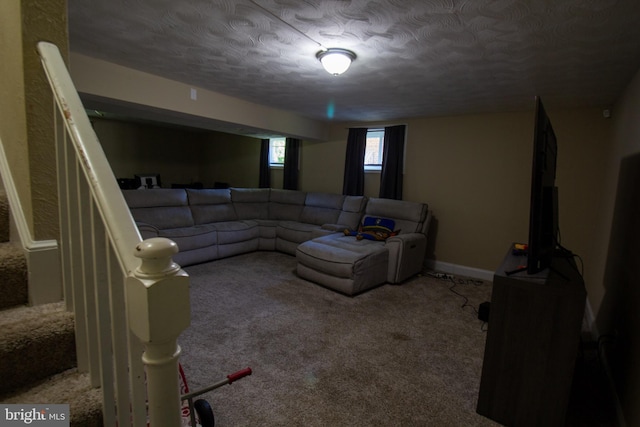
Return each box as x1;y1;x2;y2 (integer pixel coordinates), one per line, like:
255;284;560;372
1;368;103;427
0;301;67;328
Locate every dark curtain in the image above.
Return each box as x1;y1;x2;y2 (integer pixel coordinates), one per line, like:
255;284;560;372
283;138;300;190
342;127;367;196
379;124;406;200
259;139;271;188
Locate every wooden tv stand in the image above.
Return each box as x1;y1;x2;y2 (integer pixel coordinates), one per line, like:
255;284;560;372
476;244;586;426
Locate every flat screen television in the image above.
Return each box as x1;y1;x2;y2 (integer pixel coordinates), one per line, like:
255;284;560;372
526;96;559;274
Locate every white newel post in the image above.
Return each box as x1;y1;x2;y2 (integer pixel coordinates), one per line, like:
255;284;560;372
127;238;191;427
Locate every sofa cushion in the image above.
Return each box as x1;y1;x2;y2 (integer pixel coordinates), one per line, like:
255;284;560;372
130;206;194;230
123;189;195;230
217;239;260;259
269;189;306;220
187;188;231;205
156;224;217;252
300;192;345;225
365;197;428;234
231;187;270;202
213;221;260;245
190;203;238;224
231;188;270;219
253;219;278;238
187;189;237;224
173;246;219;267
337;196;367;230
123;188;187;208
296;234;387;279
276;221;323;244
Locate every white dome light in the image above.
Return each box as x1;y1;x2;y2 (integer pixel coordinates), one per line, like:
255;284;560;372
316;48;356;75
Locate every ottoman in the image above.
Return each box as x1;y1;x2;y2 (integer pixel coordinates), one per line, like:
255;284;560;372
295;234;389;295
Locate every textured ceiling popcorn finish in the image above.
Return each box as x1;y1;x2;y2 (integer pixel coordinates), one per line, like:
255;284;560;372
68;0;640;123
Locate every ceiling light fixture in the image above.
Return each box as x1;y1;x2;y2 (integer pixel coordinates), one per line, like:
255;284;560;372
316;48;356;75
248;1;357;76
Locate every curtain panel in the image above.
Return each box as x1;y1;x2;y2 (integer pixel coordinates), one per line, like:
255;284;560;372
342;127;367;196
259;138;271;188
379;124;406;200
283;137;300;190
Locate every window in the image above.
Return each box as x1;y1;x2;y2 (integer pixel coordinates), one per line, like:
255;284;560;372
364;128;384;171
269;137;286;167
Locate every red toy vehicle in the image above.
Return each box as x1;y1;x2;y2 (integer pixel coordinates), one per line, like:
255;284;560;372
179;365;252;426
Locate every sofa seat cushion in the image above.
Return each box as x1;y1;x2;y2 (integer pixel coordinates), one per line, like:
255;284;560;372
253;219;278;238
156;224;217;252
213;220;260;244
296;234;387;279
296;234;389;295
276;221;323;244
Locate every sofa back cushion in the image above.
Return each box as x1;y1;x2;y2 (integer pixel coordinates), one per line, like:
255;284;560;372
364;197;429;234
337;196;367;230
231;188;270;219
269;189;306;220
187;189;238;224
300;192;345;225
122;189;194;230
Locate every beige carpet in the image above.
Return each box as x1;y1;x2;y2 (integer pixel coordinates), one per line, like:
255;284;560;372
178;251;499;426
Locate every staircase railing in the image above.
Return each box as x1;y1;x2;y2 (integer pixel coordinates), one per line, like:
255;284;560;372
37;41;190;427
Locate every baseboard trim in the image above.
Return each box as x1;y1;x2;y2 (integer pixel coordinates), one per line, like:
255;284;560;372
25;240;62;305
1;139;62;306
424;259;494;282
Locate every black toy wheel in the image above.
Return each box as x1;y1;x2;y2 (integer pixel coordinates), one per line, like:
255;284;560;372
194;399;215;427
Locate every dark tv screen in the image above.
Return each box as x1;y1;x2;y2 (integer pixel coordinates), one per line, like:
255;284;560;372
527;96;559;274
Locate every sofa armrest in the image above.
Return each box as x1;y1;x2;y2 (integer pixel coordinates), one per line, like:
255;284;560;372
385;233;427;283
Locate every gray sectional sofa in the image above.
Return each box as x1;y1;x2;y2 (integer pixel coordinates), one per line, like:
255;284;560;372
296;197;431;295
122;187;431;295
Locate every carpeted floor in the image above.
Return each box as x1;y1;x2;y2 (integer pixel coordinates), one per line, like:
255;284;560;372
178;251;499;426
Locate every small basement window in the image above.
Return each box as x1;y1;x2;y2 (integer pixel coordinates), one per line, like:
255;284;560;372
269;137;286;167
364;128;384;171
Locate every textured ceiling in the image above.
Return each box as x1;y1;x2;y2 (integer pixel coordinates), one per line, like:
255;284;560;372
68;0;640;125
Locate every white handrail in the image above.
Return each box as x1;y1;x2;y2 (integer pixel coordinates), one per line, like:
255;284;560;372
37;41;141;275
37;41;190;427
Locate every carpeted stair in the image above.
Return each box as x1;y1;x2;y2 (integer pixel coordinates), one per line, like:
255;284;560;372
0;191;102;426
